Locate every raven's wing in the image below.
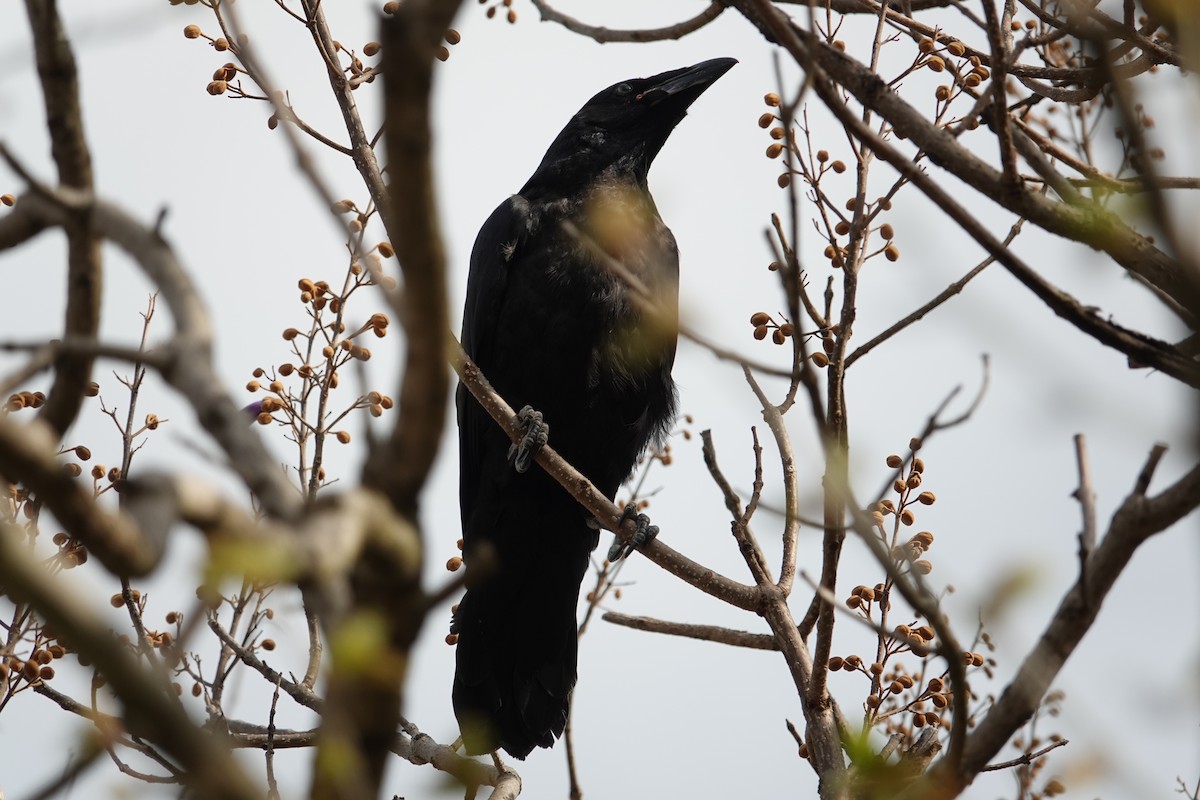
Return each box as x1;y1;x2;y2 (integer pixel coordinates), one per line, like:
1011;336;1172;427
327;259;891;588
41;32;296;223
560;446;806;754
456;196;523;531
455;196;582;758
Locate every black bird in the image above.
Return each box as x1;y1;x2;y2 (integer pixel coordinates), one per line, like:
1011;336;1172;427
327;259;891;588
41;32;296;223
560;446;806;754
452;57;736;759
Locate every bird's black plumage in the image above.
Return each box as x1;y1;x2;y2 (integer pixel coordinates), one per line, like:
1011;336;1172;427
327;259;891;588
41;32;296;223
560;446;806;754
452;57;735;759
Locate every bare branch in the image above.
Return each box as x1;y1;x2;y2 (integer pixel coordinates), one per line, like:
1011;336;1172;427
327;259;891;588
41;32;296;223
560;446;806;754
0;527;260;800
453;343;762;611
530;1;724;44
361;2;459;516
980;737;1069;772
22;0;101;440
911;452;1200;795
603;611;779;650
732;0;1200;324
1071;434;1097;576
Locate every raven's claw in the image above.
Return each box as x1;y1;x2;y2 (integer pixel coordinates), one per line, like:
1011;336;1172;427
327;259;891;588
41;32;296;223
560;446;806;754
507;405;548;474
607;502;659;561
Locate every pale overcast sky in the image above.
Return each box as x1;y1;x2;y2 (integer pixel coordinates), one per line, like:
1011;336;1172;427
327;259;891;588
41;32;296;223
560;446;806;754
1;2;1196;798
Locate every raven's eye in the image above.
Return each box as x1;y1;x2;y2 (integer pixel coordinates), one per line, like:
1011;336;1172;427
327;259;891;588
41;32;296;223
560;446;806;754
614;83;632;96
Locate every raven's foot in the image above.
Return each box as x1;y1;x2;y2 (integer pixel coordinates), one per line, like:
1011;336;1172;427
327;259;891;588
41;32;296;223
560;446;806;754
506;405;548;474
606;502;659;561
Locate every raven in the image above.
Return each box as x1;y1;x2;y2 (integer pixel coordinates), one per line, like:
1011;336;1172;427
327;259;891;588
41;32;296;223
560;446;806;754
452;57;736;759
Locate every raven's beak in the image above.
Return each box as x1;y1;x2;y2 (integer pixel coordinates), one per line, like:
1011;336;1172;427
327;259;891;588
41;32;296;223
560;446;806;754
638;57;737;104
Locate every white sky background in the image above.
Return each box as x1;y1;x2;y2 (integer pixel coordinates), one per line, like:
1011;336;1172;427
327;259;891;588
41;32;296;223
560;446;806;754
0;1;1197;798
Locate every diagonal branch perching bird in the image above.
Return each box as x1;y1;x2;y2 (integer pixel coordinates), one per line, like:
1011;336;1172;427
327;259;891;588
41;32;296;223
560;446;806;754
452;57;736;760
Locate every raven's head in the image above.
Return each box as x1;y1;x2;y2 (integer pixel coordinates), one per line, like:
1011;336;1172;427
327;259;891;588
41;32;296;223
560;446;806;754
523;58;737;196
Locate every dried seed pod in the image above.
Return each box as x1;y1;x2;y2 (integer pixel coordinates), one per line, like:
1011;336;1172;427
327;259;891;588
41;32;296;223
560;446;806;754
831;160;846;173
925;56;946;72
262;639;276;651
766;143;784;159
828;656;844;670
886;454;903;468
750;311;771;326
446;556;463;572
764;92;781;107
758;113;775;128
811;352;830;368
335;431;351;444
835;220;850;236
947;41;966;56
363;41;381;57
884;244;900;262
184;24;202;39
753;325;769;340
918;491;937;505
206;81;228;96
